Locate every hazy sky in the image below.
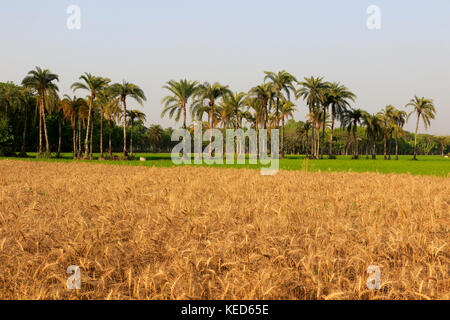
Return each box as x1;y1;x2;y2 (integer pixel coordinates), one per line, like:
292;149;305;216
1;0;449;134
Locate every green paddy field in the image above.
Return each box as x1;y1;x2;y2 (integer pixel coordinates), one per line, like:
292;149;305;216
2;153;449;177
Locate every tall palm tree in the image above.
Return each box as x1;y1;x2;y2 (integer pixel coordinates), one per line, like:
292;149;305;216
103;97;121;158
406;96;436;160
17;88;36;157
161;79;198;129
341;108;365;159
390;107;407;160
297;121;312;157
148;124;164;152
249;83;274;130
264;71;296;127
222;92;247;130
325;82;356;158
126;109;146;156
377;106;395;160
110;80;147;158
279;100;297;158
71;73;110;159
296;77;328;159
362;113;381;160
59;95;89;159
192;82;231;155
22;67;59;157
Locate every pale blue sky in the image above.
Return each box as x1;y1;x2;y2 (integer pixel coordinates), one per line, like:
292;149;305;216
1;0;449;134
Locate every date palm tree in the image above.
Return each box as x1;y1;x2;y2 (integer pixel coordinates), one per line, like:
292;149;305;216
192;82;231;155
22;67;59;157
377;106;395;160
362;113;381;160
341;108;365;159
110;80;147;158
126;109;146;157
161;79;199;129
249;83;274;130
390;107;407;160
71;73;111;159
103;97;121;158
279;100;297;158
406;96;436;160
264;71;297;127
325;82;356;158
296;77;328;159
60;95;86;159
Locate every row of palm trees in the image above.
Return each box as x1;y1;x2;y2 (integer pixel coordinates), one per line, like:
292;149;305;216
20;67;146;159
1;67;437;161
161;72;436;160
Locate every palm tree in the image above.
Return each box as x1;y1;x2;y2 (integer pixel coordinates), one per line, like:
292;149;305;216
296;77;328;159
17;88;36;157
279;100;297;158
60;95;89;159
325;82;356;158
390;107;407;160
341;108;365;159
377;106;395;160
161;79;198;129
192;82;231;155
126;110;146;156
22;67;59;157
222;92;247;130
148;124;164;152
110;80;147;158
362;113;381;160
406;96;436;160
71;73;110;159
297;121;313;157
103;97;121;158
0;82;21;124
264;71;296;127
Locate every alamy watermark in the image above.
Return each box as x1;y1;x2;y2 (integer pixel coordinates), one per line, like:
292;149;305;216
67;5;81;30
67;265;81;290
366;5;381;30
171;122;279;175
366;265;381;290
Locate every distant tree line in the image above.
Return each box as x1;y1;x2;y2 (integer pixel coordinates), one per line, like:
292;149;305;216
0;67;448;159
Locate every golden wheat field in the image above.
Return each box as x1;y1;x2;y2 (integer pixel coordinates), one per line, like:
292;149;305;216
0;160;448;300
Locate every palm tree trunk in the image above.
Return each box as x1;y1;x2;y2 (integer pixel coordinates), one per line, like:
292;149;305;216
413;114;420;160
320;107;326;159
122;97;128;157
57;116;62;158
281;117;285;159
182;102;187;129
35;105;41;155
329;110;335;157
73;119;77;159
100;112;104;159
395;132;399;160
84;95;94;159
372;139;377;160
40;94;50;155
383;135;387;160
89;110;94;159
388;133;392;160
353;123;358;158
20;110;28;157
130;121;134;157
108;121;112;158
78;119;82;159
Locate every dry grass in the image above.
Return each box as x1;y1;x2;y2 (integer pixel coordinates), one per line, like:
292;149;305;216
0;160;448;300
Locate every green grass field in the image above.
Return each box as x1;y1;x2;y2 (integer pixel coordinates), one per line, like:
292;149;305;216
2;153;449;177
